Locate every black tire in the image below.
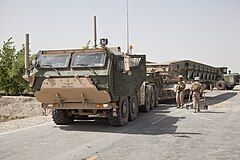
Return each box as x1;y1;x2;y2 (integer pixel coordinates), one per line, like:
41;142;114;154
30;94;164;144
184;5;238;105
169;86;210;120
52;109;74;125
150;87;155;110
129;96;139;121
109;97;129;127
216;81;226;90
140;85;151;112
226;86;234;90
75;115;89;120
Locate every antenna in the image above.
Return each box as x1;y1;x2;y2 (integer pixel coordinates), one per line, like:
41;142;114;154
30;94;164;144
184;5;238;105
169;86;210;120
126;0;130;54
94;16;97;49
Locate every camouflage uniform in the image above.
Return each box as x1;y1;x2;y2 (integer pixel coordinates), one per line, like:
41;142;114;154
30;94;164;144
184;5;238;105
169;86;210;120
190;81;204;112
176;80;186;108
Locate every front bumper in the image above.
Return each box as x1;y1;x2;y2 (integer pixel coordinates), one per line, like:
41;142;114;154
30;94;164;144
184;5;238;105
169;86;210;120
42;102;116;110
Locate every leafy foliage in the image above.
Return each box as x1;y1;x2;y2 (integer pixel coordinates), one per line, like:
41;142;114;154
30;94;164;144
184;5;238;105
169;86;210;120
0;38;29;95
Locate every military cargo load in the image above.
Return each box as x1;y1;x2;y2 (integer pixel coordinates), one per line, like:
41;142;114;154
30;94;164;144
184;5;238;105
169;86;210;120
146;60;239;90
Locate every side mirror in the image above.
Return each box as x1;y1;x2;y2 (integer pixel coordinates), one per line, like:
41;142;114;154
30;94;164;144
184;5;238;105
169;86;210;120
32;59;37;67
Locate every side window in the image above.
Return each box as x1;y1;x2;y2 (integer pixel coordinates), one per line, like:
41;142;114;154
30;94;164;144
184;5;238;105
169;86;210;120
117;57;142;72
131;57;141;68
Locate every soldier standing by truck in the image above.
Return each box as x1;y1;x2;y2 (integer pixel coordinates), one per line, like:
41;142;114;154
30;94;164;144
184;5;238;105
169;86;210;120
176;75;186;109
190;77;204;113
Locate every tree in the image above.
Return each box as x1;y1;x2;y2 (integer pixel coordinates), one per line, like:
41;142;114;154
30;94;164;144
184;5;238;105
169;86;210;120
0;38;29;95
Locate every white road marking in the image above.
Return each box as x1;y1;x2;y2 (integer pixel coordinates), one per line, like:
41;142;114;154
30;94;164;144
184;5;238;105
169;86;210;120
149;115;167;126
0;122;53;136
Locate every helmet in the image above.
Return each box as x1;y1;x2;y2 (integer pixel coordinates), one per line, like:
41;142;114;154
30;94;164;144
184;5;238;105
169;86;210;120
178;75;183;78
194;77;200;81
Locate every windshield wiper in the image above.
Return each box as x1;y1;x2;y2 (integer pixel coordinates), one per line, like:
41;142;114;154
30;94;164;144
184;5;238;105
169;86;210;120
76;64;98;75
42;64;62;76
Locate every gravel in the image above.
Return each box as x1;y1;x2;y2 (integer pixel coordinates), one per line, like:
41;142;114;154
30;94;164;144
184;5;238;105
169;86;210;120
0;96;51;119
0;96;53;133
0;115;52;133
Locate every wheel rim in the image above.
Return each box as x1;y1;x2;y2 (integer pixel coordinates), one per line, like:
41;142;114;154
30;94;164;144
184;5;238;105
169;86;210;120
131;98;136;114
121;100;128;118
151;93;155;106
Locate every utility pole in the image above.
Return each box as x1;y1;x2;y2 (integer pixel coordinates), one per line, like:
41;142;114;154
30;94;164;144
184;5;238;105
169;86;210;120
94;16;97;49
126;0;130;54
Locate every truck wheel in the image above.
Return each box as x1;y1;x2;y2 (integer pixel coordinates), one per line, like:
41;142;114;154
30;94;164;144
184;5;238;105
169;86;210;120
150;88;155;110
140;85;151;112
226;86;234;90
129;96;139;121
109;97;129;127
75;115;89;120
52;109;74;125
216;81;226;90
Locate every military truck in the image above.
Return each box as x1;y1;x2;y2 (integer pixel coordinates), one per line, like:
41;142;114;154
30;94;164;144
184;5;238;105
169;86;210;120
23;34;155;127
216;72;240;90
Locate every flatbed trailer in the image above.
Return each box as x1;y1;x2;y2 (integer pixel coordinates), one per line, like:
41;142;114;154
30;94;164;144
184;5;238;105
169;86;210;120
146;60;227;89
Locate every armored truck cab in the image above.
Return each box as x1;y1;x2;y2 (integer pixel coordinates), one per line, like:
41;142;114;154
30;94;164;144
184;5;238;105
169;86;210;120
24;38;147;126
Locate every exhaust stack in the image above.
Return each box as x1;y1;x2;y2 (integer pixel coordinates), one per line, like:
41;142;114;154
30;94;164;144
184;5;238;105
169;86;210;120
24;34;30;77
94;16;97;49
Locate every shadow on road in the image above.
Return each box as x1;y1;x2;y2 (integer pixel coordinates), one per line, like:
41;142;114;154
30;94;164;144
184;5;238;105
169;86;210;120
199;111;225;114
183;92;237;110
57;91;236;136
205;92;238;106
57;108;201;137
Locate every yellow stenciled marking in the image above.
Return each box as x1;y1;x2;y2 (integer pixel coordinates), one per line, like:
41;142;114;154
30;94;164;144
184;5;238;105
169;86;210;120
95;103;101;108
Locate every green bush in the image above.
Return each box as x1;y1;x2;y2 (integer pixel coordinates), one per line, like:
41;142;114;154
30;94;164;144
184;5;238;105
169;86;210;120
0;38;29;95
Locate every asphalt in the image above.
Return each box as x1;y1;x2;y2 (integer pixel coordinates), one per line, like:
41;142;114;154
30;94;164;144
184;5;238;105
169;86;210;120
1;90;240;160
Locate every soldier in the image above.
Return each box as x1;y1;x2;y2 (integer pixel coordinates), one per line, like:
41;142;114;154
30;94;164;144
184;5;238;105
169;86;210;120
190;77;204;113
176;75;186;109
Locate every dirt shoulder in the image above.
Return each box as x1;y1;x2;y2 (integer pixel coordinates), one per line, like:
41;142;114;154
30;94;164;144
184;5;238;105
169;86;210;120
0;96;52;133
0;96;51;122
0;115;52;133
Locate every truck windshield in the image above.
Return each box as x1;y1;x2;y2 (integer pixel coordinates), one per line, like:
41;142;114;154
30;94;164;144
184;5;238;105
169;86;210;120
71;53;106;67
39;54;70;68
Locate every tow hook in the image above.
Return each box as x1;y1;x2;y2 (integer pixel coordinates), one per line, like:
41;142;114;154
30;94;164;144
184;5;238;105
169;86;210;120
56;93;64;108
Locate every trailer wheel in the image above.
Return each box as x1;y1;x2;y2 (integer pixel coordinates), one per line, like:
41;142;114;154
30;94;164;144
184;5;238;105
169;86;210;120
150;87;155;110
129;96;139;121
216;80;226;90
140;85;151;112
52;109;74;125
109;97;129;127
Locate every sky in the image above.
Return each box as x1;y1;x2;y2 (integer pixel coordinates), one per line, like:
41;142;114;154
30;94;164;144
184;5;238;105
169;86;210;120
0;0;240;72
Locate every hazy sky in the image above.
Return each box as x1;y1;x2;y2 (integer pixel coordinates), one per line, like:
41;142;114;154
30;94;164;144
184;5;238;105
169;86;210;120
0;0;240;72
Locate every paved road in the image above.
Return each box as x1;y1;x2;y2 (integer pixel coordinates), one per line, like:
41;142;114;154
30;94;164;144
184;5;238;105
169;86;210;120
1;90;240;160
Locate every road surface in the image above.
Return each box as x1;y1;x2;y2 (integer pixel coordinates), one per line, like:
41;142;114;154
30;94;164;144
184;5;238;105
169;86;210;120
1;90;240;160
